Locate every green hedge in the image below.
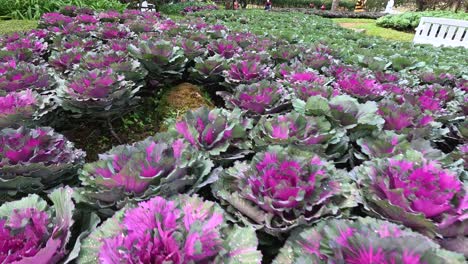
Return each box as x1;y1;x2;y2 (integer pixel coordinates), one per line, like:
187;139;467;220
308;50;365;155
0;0;127;20
377;11;468;31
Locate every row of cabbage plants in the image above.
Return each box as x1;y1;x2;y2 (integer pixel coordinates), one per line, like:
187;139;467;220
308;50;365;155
192;10;468;76
0;6;466;263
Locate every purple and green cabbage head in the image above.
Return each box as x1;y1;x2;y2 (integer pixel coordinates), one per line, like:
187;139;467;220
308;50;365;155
78;195;262;264
251;111;338;150
301;49;334;71
48;48;83;73
270;45;300;63
226;32;258;49
59;5;79;16
419;71;455;86
98;23;131;40
129;39;187;82
0;60;50;92
79;51;128;70
415;84;454;114
0;89;40;128
38;12;74;28
57;68;141;119
207;39;241;59
0;126;85;201
274;217;465;264
76;133;213;215
176;38;207;60
356;131;443;161
97;10;121;22
125;18;156;33
75;14;99;24
378;98;434;133
238;51;272;65
333;70;385;100
189;55;227;85
79;50;147;82
223;60;272;85
285;71;333;101
218;80;290;115
351;152;467;255
50;35;99;52
296;95;384;136
213;146;356;234
1;34;48;62
0;187;79;264
273;61;305;80
174;107;252;158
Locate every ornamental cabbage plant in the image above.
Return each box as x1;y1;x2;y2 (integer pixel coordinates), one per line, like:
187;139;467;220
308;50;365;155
301;47;334;71
56;68;141;119
1;34;48;62
378;98;434;132
250;111;339;150
174;107;252;158
294;95;384;162
207;39;241;59
218;80;290;115
49;48;83;73
190;55;227;85
0;60;50;92
38;12;74;28
213;146;356;234
0;126;85;201
270;45;300;63
297;95;384;134
76;134;213;215
177;38;207;60
0;187;79;263
78;195;262;264
129;39;187;83
286;71;333;101
223;60;272;85
274;217;465;264
351;152;467;256
79;51;147;82
98;23;131;40
333;69;385;100
0;89;40;128
356;131;442;161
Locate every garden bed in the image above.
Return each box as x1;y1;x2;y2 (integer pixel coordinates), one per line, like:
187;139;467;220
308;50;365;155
273;8;386;19
0;7;467;264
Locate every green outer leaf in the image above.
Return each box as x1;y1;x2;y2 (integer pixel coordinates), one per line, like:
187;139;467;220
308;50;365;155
77;209;126;264
64;213;101;264
0;193;47;217
219;225;263;264
49;186;75;228
369;197;438;237
304;96;330;116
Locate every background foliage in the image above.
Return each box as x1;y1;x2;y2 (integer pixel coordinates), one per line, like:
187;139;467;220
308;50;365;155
0;0;127;19
377;10;468;31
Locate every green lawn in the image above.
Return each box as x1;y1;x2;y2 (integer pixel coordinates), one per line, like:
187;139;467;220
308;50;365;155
0;20;37;35
332;18;414;42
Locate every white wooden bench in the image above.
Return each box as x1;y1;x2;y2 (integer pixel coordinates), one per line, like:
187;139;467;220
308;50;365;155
414;17;468;48
137;1;155;12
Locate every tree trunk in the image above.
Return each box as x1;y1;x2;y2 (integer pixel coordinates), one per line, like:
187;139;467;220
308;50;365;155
451;0;462;12
331;0;340;11
416;0;425;11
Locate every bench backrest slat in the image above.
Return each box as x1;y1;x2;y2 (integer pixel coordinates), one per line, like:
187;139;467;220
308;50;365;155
413;17;468;48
